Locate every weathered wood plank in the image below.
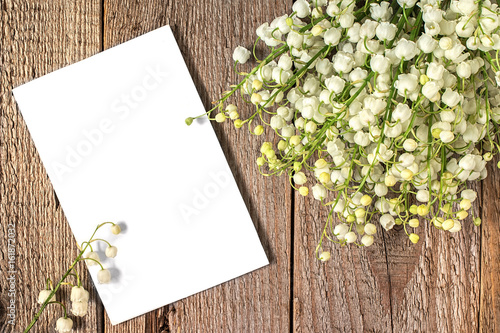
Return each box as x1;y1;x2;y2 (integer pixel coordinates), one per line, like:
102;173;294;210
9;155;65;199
293;194;393;332
103;0;292;332
0;1;103;332
387;196;480;332
480;156;500;332
294;180;480;332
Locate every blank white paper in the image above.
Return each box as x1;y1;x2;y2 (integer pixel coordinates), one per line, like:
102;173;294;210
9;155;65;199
13;25;269;325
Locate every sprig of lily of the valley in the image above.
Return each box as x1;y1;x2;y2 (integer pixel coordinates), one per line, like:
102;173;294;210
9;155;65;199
187;0;500;261
24;222;122;333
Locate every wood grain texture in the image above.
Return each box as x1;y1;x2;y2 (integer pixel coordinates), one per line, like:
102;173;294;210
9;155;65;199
0;0;499;332
102;0;292;332
481;156;500;333
0;0;103;332
294;185;481;333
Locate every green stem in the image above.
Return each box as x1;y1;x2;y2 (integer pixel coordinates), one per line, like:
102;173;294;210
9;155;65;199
23;223;107;333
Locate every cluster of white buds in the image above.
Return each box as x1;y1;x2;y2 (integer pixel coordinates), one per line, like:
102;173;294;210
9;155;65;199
190;0;500;261
29;222;122;333
84;223;121;284
70;286;90;317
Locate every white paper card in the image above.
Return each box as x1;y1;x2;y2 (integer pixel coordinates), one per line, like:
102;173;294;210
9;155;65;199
13;25;269;325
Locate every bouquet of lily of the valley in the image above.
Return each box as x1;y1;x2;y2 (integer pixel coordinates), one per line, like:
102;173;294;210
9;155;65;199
188;0;500;261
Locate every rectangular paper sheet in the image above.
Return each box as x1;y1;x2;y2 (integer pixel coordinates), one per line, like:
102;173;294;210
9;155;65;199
12;25;269;325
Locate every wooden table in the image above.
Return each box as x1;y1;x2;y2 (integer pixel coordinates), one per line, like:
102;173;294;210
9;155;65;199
1;1;499;332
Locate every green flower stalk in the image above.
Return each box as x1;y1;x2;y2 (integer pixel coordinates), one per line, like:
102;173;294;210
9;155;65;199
24;222;121;332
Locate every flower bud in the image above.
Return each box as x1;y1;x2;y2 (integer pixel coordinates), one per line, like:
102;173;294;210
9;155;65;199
461;189;477;202
264;149;275;159
251;93;262;105
234;119;243;128
97;269;111;284
256;157;265;166
401;169;414;180
86;251;100;266
385;174;396;187
293;162;302;172
55;317;73;333
460;199;472;210
409;233;420;244
70;286;89;302
417;33;438;53
311;184;326;200
417;205;429;216
38;290;56;305
392;103;412;122
311;25;323;36
277;140;288;151
395;38;418;60
319;172;330;184
260;142;272;154
185;117;194;126
440;130;454;143
215;113;226;123
376;22;397;41
252;79;263;90
324;28;341;46
315;159;327;169
442;88;462;107
345;231;357;243
361;235;374;246
456;62;472;78
474;217;482;226
360;195;372;206
319;251;331;262
442;219;455;230
298;186;309;196
105;246;118;258
420;74;430;85
457;210;468;220
427;62;445;80
355;208;366;218
290;135;301;146
225;104;237;112
409;219;419;228
293;172;307;185
254;125;264;136
232;46;251;64
432;128;442;138
71;300;89;317
370;54;391;74
111;224;121;235
229;111;239;120
433;217;443;228
364;223;377;235
409;205;418;214
292;0;311;18
416;190;430;203
305;121;317;133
